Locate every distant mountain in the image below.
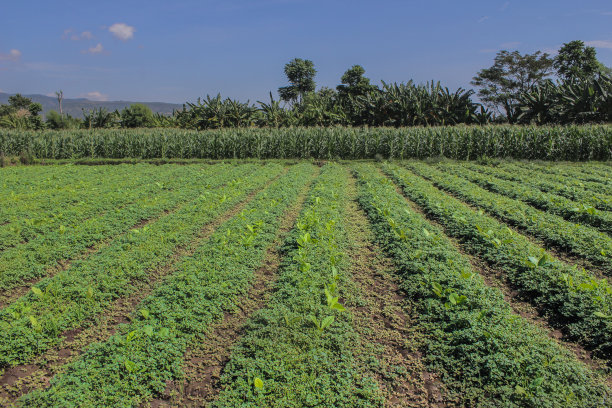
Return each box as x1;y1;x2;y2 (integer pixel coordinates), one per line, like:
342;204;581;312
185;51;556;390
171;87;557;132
0;93;183;119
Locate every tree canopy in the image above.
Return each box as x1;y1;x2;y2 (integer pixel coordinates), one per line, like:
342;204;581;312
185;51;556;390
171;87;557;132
278;58;317;103
471;50;554;123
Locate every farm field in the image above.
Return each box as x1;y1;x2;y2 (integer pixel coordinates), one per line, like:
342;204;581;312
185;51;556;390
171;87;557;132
0;160;611;407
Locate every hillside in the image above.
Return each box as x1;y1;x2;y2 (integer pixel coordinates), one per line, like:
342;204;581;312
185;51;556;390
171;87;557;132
0;92;183;118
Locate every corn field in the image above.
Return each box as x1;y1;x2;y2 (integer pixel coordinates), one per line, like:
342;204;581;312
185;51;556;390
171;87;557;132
1;125;611;160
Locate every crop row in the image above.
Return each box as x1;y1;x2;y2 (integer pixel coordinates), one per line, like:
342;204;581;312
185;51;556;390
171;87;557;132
515;162;612;196
437;162;612;235
0;163;283;368
353;163;611;407
459;162;612;212
0;164;125;195
18;163;315;407
0;163;255;294
0;165;182;250
523;162;612;187
214;163;382;407
1;125;612;160
383;162;612;360
405;162;612;270
0;164;138;215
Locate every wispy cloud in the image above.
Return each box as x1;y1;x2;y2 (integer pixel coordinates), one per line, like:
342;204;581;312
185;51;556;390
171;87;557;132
82;43;105;54
63;29;94;41
78;91;108;101
500;41;521;48
500;1;510;11
478;16;489;23
601;11;612;15
585;40;612;49
0;49;22;62
109;23;135;41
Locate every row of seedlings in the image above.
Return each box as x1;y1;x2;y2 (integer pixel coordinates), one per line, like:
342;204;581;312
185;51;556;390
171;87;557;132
404;162;612;271
383;162;612;361
17;163;315;407
514;162;612;195
459;162;612;212
353;163;611;407
0;164;138;201
0;164;195;250
437;162;612;235
213;163;383;407
0;163;283;368
0;164;255;295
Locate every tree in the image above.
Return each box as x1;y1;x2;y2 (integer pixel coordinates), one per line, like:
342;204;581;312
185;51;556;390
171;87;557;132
336;65;375;98
55;90;64;116
278;58;316;103
120;103;154;128
554;40;600;83
471;50;554;122
46;110;81;129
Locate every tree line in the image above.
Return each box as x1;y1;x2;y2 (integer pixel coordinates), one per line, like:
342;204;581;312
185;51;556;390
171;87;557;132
1;40;610;130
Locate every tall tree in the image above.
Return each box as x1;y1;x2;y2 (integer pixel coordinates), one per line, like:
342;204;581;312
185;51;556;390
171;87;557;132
554;40;600;83
278;58;317;103
471;50;554;122
336;65;376;98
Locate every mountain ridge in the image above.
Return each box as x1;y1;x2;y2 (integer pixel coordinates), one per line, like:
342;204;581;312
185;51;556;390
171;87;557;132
0;92;183;118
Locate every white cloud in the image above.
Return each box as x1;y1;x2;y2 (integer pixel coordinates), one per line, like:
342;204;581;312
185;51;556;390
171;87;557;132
78;91;108;101
64;29;94;41
109;23;135;41
82;43;104;54
500;1;510;11
478;16;489;23
0;49;22;62
585;40;612;50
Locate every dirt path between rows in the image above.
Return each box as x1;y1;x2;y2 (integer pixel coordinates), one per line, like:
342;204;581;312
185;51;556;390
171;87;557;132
146;168;319;408
0;172;285;407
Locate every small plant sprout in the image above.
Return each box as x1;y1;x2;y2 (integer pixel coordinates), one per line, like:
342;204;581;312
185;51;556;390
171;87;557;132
309;315;335;332
527;254;548;268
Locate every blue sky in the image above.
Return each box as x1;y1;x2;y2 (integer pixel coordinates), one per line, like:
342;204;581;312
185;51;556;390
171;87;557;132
1;0;611;103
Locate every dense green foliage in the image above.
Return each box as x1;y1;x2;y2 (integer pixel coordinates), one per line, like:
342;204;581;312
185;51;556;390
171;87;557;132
405;162;612;270
384;163;612;361
438;162;612;234
1;161;611;407
18;164;314;407
215;164;382;407
354;163;611;407
1;125;611;160
454;162;612;212
0;164;282;368
0;165;256;294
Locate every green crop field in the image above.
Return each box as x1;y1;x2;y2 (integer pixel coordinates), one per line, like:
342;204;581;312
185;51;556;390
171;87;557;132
1;160;611;407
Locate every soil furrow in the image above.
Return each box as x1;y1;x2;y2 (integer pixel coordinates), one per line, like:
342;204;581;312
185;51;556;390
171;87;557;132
345;173;447;407
0;172;284;406
147;168;318;408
